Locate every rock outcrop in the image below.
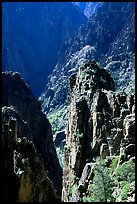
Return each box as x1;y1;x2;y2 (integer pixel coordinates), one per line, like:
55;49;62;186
73;2;102;18
41;2;135;118
2;2;87;97
2;107;58;202
2;72;62;202
62;60;135;202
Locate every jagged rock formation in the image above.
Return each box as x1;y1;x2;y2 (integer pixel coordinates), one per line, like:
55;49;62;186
82;2;135;93
2;2;87;97
62;60;135;202
41;46;95;113
73;2;102;18
2;107;58;202
1;72;62;202
41;2;135;118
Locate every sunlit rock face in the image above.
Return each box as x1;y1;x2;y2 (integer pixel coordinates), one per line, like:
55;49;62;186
2;2;87;97
41;2;135;119
62;60;135;202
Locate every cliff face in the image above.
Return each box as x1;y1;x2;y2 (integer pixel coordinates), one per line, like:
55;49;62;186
80;2;135;93
2;72;62;202
102;4;135;93
41;2;135;118
62;60;135;202
2;2;87;97
2;107;58;202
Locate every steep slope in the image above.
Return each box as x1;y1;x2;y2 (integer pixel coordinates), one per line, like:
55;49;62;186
79;2;135;93
62;59;135;202
2;2;87;97
2;107;58;202
73;2;102;18
2;72;62;201
41;2;135;118
102;7;135;93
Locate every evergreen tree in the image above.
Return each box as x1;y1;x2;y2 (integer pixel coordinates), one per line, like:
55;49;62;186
83;158;115;202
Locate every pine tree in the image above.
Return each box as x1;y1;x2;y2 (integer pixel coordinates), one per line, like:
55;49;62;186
83;158;115;202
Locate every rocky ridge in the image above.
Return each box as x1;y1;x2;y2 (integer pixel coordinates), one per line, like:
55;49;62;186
1;63;135;202
41;2;135;121
1;72;62;202
62;60;135;202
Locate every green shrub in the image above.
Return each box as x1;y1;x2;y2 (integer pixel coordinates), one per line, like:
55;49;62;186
116;160;135;182
83;158;115;202
48;109;62;124
52;126;59;135
68;183;77;197
109;156;119;175
121;182;130;201
113;160;135;202
82;158;135;202
48;109;63;135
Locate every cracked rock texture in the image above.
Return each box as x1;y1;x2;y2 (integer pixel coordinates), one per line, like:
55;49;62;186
1;72;62;202
62;60;135;202
41;2;135;118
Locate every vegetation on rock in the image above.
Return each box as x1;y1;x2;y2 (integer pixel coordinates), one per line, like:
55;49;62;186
82;157;135;202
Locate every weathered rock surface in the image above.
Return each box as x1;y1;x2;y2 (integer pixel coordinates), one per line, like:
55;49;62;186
2;72;62;201
2;107;58;202
62;60;135;202
41;2;135;118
